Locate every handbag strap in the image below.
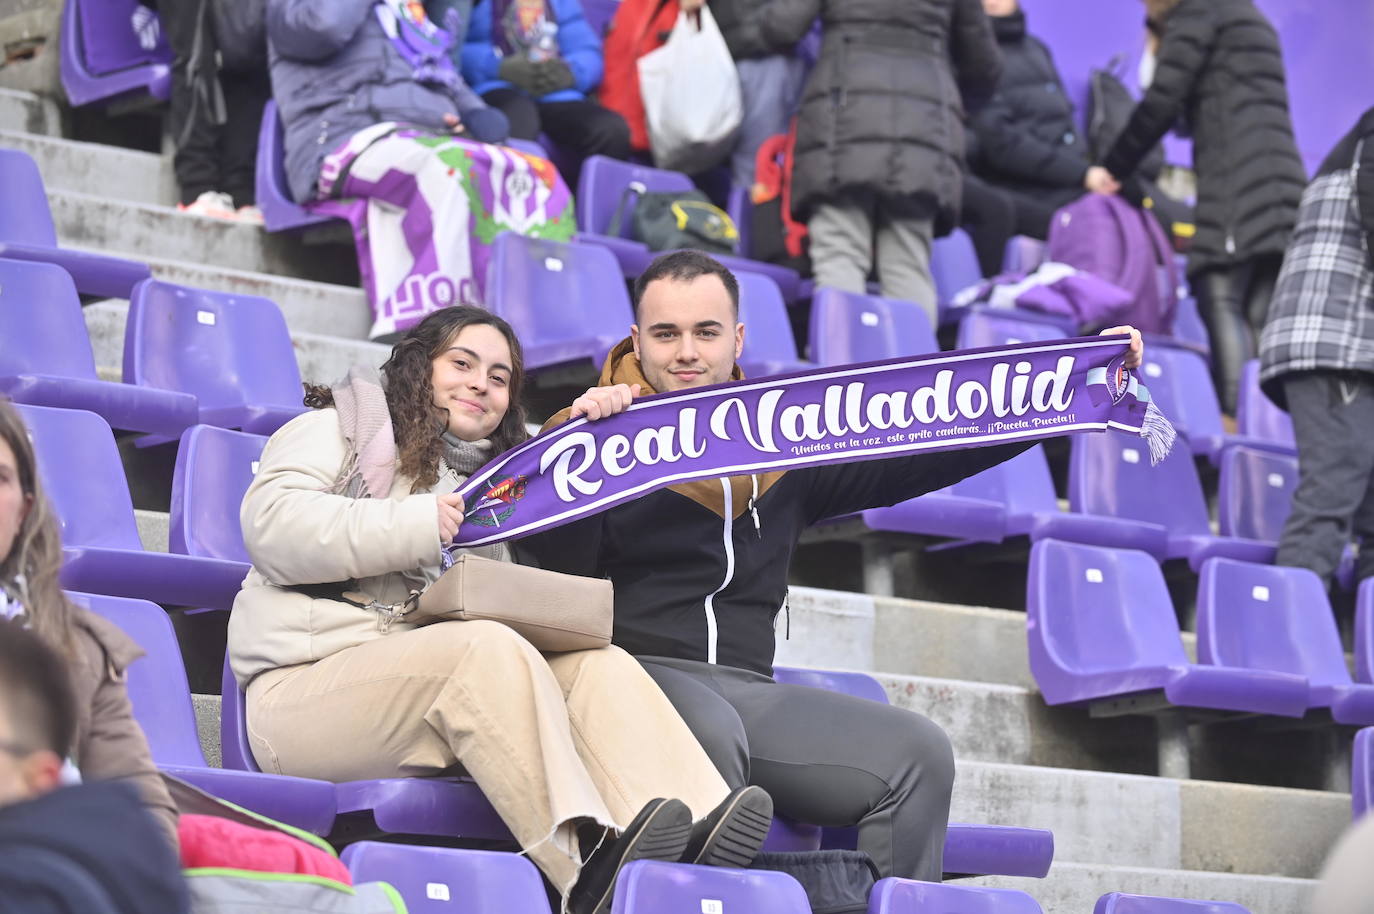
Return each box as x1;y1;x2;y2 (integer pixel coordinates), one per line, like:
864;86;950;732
607;181;646;237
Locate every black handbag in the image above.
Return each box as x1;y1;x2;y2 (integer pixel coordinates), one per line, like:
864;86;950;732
607;184;738;256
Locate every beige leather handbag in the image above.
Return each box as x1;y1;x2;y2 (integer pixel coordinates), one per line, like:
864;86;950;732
410;554;613;653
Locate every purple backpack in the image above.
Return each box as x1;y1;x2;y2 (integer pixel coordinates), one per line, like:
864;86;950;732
1045;193;1178;333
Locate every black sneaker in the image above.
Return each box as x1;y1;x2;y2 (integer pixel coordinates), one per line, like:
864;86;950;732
680;785;774;869
569;797;693;914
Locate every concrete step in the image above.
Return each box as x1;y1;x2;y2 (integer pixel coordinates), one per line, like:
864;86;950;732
49;188;356;286
181;686;1343;880
776;587;1189;694
0;86;58;136
83;300;389;394
143;255;371;340
971;862;1313;914
0;127;173;206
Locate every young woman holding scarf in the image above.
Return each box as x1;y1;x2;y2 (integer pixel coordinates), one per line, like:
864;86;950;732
229;307;771;914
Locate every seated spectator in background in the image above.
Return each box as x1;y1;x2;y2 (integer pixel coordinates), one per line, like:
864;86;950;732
961;0;1115;275
228;307;771;914
268;0;575;341
1259;107;1374;593
0;623;189;914
148;0;272;223
519;250;1149;885
0;399;179;851
730;0;1002;326
459;0;631;185
1098;0;1306;417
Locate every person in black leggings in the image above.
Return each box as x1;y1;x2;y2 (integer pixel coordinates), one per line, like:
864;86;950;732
1099;0;1305;415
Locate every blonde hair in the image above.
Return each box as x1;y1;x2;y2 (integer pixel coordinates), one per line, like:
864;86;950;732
0;398;75;654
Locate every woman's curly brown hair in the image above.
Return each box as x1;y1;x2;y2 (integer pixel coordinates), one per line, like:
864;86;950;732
304;307;529;491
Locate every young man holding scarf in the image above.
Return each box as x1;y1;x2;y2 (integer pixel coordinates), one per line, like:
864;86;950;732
515;250;1144;883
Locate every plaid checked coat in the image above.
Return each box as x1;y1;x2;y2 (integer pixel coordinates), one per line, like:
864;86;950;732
1259;134;1374;410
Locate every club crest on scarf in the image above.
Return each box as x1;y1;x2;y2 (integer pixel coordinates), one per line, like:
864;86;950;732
466;474;530;527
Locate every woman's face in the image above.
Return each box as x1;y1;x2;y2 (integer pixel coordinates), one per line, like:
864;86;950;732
0;438;31;566
430;324;513;441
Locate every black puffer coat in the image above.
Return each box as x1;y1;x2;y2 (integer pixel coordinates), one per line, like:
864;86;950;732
1100;0;1306;277
731;0;1001;230
969;10;1089;205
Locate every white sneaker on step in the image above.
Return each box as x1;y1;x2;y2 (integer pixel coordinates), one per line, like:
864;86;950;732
177;190;239;220
236;205;265;226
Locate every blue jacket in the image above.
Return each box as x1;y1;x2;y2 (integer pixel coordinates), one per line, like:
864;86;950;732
267;0;501;203
460;0;603;103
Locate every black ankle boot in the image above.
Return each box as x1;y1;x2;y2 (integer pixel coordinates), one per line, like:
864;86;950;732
568;798;693;914
680;785;774;868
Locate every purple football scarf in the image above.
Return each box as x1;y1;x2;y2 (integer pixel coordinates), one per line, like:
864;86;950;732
447;335;1175;548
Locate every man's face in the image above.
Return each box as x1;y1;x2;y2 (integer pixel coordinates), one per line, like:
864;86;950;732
0;699;60;806
631;274;745;393
982;0;1018;16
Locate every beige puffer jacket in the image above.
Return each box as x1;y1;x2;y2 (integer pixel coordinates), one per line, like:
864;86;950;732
229;408;480;687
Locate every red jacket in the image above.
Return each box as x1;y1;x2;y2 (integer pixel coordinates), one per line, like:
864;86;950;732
601;0;679;152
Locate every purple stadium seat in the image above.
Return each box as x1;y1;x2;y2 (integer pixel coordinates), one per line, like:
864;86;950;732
71;591;337;834
727;184;751;258
1236;360;1295;450
1001;236;1045;275
1196;558;1374;725
0;149;151;298
932;229;984;312
0;259;197;436
1355;728;1372;819
220;658;512;841
126;279;307;437
1135;344;1283;464
1028;539;1308;717
484;234;632;373
14;404;248;609
1216;447;1297;542
1169;294;1210;356
809;287;938;364
341;843;551;914
575;155;801;299
736;271;809;379
1359;581;1374;685
1068;432;1276;569
577;155;695;275
59;0;171;108
1094;893;1252;914
169;425;266;561
869;877;1044;914
255;100;342;233
806;288;1006;542
936;446;1166;556
769;666;1055;879
954;311;1064;350
612;860;810;914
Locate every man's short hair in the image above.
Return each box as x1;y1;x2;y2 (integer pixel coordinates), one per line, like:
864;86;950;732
631;250;740;320
0;623;76;759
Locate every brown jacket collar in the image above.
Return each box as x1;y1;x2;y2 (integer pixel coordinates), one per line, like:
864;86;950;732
542;338;784;519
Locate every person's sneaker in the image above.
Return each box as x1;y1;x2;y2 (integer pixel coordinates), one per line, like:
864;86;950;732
236;204;265;226
569;798;693;914
177;190;239;220
680;785;773;869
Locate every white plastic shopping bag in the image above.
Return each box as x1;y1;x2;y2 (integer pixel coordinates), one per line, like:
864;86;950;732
637;7;742;174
